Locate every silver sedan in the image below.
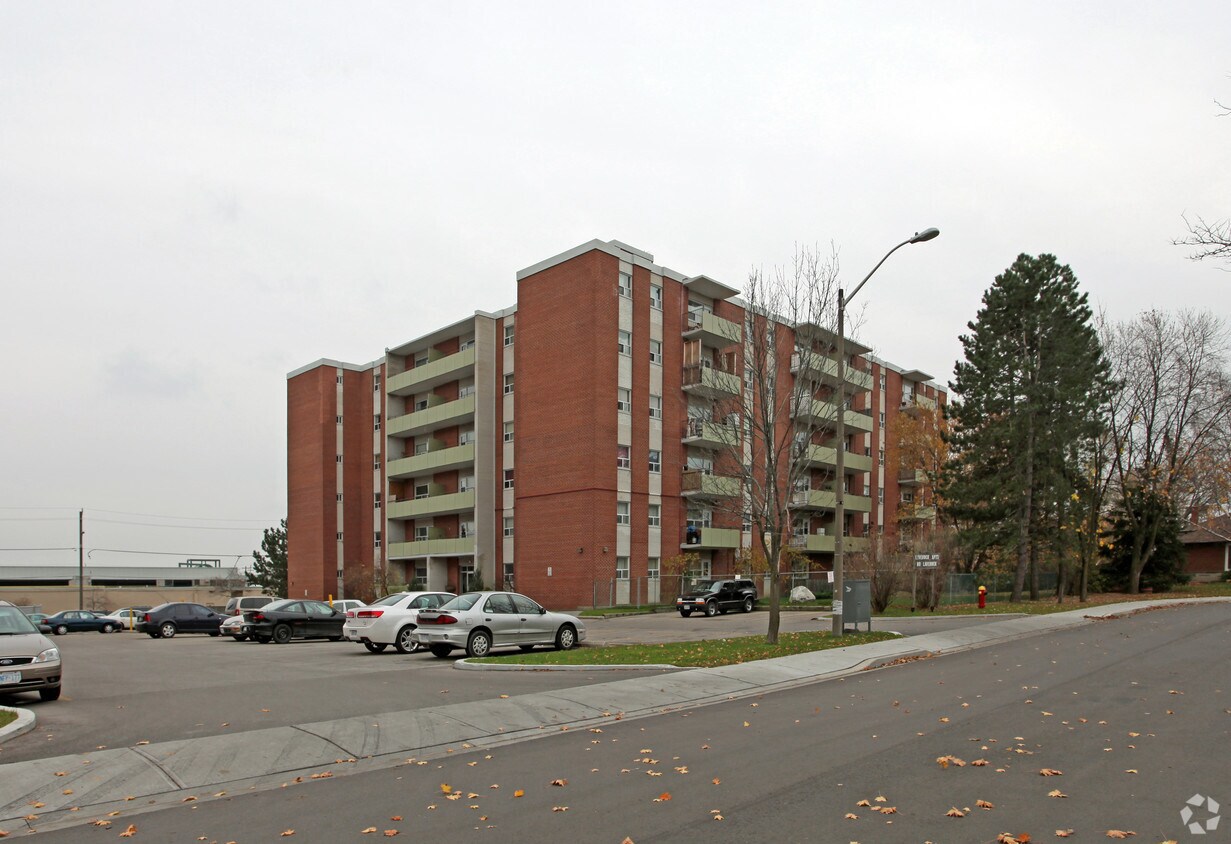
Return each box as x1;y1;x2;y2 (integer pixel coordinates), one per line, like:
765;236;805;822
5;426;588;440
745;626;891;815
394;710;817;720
412;591;586;658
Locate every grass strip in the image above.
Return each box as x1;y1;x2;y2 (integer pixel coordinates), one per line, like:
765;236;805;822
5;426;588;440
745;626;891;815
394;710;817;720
469;629;898;668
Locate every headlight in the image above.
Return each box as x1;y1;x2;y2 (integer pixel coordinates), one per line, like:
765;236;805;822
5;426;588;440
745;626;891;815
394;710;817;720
34;647;60;664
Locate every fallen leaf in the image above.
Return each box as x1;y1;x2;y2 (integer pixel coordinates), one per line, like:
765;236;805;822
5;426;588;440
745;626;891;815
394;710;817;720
120;825;138;838
977;799;995;809
362;828;377;834
1056;832;1074;839
390;816;402;821
653;793;672;802
550;779;568;787
513;790;525;798
280;832;295;838
440;784;453;794
844;813;858;820
1039;768;1064;776
947;807;966;817
874;795;887;803
383;831;399;838
973;759;989;766
1105;832;1135;839
552;806;569;812
1048;789;1068;798
1125;769;1138;774
712;778;721;785
857;799;872;807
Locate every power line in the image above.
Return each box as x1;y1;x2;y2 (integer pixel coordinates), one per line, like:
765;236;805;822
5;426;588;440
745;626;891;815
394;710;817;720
87;548;249;560
86;518;266;531
0;547;78;552
86;508;279;524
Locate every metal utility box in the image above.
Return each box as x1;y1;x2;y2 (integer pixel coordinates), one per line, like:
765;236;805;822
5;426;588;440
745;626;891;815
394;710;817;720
841;579;872;632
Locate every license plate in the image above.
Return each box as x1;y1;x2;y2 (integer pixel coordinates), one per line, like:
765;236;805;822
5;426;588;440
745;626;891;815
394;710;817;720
0;671;20;685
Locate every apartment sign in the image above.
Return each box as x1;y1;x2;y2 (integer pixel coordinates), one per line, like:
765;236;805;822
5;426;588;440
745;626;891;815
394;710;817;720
914;554;940;568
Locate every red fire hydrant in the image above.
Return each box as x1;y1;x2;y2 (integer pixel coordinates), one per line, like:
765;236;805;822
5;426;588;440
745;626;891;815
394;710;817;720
978;585;987;609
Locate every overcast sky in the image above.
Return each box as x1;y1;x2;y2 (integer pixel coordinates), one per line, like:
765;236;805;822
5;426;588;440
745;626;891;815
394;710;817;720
2;1;1228;570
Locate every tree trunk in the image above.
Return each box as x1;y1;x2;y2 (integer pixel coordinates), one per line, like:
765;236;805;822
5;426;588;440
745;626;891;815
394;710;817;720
1012;420;1036;603
766;536;781;645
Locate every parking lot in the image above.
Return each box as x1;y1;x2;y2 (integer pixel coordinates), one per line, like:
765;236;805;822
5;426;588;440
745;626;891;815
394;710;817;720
0;608;1009;765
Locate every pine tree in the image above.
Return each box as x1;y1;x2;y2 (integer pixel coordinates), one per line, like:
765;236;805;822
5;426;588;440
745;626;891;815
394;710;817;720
249;519;288;597
944;254;1112;601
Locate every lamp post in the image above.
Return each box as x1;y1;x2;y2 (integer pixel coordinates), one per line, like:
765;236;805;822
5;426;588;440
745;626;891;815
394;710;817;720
832;227;939;635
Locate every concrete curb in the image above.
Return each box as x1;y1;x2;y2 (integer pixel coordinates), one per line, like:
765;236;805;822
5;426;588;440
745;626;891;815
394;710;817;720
0;706;35;744
1;597;1226;836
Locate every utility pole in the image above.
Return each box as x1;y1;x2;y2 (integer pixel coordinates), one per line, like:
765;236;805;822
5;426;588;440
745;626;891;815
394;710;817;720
78;509;84;610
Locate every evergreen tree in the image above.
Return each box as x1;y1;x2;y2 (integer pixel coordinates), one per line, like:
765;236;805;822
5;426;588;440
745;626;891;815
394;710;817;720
943;254;1112;601
1098;487;1186;592
249;519;288;597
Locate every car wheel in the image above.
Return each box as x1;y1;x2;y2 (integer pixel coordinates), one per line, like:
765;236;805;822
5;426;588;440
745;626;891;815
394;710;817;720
429;644;452;658
101;624;115;634
159;622;177;639
231;634;248;642
394;626;419;654
679;609;692;618
255;634;272;644
54;625;68;636
519;645;535;652
272;624;293;644
465;629;492;658
704;601;718;617
363;641;388;653
555;624;578;651
39;686;61;702
742;596;754;613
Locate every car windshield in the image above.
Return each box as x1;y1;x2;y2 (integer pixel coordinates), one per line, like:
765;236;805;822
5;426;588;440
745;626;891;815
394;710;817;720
369;593;408;607
692;580;719;591
438;593;483;612
0;607;39;635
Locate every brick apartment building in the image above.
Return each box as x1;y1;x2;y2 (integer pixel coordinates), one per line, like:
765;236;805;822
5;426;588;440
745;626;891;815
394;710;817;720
286;239;945;608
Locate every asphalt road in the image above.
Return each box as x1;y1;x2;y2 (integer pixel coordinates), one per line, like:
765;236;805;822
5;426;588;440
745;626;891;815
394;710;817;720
16;602;1228;843
0;610;1011;764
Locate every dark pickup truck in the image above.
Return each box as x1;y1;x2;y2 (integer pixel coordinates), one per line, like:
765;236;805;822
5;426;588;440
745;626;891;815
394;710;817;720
676;579;758;617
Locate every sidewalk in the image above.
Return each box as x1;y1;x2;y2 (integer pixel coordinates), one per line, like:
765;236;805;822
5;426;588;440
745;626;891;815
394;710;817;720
1;598;1225;835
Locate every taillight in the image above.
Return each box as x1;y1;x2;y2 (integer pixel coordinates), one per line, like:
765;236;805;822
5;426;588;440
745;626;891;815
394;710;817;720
423;614;458;625
143;613;151;622
356;609;384;619
253;612;266;622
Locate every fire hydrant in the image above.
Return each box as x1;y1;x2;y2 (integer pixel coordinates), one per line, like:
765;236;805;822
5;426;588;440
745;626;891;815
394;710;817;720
978;585;987;609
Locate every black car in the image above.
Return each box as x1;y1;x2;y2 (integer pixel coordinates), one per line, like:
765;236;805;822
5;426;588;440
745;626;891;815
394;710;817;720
676;579;758;617
43;610;120;635
242;599;346;644
137;603;226;639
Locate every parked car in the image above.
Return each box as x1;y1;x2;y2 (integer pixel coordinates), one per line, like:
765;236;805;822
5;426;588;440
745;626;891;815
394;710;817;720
0;601;62;701
330;599;367;615
24;612;49;627
676;579;758;617
343;591;455;653
42;610;121;635
220;614;248;641
136;603;226;638
242;599;346;644
413;592;586;658
100;608;147;630
224;596;276;616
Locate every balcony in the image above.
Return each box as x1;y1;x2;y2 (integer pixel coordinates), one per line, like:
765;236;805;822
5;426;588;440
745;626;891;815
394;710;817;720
387;348;476;396
898;469;927;486
789;489;871;512
788;533;871;554
790;353;874;393
683;419;739;449
683;311;742;348
796;444;873;474
386;489;476;520
681;526;741;550
681;470;740;499
387;443;475;481
901;393;938;415
388;536;475;559
387;395;476;439
682;364;740;400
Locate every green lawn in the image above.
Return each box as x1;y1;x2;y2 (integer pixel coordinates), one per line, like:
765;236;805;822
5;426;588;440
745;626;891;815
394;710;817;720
0;710;15;730
468;629;898;668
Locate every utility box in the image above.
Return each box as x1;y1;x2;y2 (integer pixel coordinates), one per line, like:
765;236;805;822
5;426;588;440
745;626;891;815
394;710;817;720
841;579;872;632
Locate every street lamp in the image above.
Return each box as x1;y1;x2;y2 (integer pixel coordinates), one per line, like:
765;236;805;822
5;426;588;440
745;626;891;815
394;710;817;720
832;227;939;635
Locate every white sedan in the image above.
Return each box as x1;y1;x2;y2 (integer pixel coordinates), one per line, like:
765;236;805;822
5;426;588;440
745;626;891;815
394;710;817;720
342;591;455;654
413;591;586;658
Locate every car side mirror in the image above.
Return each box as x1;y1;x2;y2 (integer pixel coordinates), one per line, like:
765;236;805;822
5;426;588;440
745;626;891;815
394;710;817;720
539;607;547;615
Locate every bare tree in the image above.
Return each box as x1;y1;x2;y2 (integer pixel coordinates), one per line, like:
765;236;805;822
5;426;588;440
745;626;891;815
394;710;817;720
1103;309;1231;592
1174;214;1231;265
698;247;847;644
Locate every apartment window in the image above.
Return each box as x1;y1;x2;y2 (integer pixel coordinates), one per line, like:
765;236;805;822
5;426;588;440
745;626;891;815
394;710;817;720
877;489;884;503
902;491;915;503
503;469;515;490
504;324;515;347
374;375;381;392
649;340;662;365
504;517;514;537
503;421;514;443
618;271;632;297
336;415;343;424
879;411;886;425
880;372;887;388
414;562;428;585
374;493;381;508
459;383;476;398
649;394;662;419
336;454;343;463
460;519;475;538
373;414;381;432
415;441;430;455
460;335;475;351
864;484;871;496
374;531;382;547
650;284;662;310
616;556;630;580
742;512;752;532
336;531;344;541
648;504;660;527
336;493;343;502
460;474;475;493
459;428;476;446
617;388;631;413
879;448;885;462
460;561;477;590
414;353;429;367
504;374;514;395
415;483;430;500
336;374;344;384
415;398;429;411
745;366;754;388
649;450;661;473
414;526;429;541
618;330;632;355
373;453;381;470
617;445;631;470
616;501;630;526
